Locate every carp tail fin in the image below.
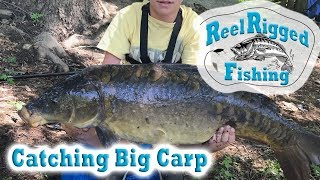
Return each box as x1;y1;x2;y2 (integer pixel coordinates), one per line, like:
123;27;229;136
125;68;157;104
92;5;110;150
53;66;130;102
274;132;320;180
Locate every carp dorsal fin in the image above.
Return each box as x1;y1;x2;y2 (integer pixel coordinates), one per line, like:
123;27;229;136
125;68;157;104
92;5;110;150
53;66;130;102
241;33;268;44
95;125;120;147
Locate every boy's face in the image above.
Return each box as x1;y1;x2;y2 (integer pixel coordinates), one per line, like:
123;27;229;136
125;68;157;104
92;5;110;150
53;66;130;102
150;0;183;17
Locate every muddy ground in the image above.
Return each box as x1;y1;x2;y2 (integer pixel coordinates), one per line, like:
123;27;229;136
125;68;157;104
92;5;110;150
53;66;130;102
0;4;320;180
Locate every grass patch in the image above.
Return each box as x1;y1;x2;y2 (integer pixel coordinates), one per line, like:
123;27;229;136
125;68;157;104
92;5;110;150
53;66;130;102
311;164;320;179
1;57;17;64
0;69;21;85
0;56;18;84
31;12;44;23
262;160;284;180
1;176;13;180
199;155;286;180
0;74;14;84
0;56;25;84
209;155;245;180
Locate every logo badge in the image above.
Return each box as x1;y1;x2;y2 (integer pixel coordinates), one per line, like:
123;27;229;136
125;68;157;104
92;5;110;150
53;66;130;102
196;0;320;95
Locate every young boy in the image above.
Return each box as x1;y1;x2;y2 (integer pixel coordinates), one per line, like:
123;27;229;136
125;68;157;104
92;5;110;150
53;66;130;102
62;0;236;179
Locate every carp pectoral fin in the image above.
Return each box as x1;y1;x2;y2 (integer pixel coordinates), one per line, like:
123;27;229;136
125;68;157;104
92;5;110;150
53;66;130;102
153;129;167;143
274;132;320;180
95;126;120;147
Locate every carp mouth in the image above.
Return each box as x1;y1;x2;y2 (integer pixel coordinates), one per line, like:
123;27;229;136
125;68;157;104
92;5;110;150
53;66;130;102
18;106;48;127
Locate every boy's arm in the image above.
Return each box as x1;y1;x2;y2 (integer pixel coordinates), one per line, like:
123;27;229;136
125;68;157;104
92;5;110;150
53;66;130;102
102;51;121;65
97;6;133;61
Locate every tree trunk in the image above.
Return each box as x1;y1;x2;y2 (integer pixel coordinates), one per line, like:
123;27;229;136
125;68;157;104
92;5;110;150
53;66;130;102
1;0;143;72
1;0;124;71
7;0;111;38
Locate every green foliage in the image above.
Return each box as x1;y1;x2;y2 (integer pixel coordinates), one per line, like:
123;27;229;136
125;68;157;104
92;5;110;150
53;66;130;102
7;101;25;111
0;67;20;84
219;156;235;179
311;164;320;179
204;154;286;180
262;160;284;179
2;176;13;180
0;56;22;84
211;155;237;180
31;12;44;23
0;73;14;84
1;56;17;64
4;68;19;75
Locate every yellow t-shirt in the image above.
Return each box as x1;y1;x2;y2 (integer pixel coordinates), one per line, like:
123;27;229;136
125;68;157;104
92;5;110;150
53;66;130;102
97;2;200;65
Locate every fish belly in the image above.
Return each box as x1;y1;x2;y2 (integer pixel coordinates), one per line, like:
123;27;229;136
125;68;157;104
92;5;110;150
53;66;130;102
104;100;223;145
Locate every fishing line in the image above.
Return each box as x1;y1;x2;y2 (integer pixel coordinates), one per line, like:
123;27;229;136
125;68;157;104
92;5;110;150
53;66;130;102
0;71;81;81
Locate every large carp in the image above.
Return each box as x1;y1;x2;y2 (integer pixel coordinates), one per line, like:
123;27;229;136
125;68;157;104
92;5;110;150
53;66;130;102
19;64;319;180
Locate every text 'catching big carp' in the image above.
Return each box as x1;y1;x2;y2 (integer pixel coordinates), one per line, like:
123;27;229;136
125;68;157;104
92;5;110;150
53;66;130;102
19;64;319;180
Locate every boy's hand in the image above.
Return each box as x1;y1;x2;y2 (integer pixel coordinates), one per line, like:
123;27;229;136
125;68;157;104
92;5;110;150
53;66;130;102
204;125;236;152
62;125;103;147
